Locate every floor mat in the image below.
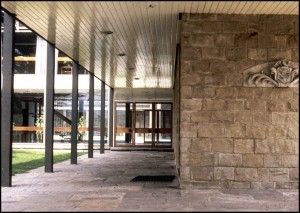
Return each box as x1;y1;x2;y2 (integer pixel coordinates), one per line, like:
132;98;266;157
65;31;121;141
130;175;175;182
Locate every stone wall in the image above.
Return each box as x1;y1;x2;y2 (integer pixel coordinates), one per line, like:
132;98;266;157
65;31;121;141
179;13;298;189
173;44;181;169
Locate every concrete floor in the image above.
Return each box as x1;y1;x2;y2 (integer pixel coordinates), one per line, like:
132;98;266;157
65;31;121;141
1;150;299;212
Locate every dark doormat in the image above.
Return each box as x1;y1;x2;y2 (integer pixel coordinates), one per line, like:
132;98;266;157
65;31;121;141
130;175;175;182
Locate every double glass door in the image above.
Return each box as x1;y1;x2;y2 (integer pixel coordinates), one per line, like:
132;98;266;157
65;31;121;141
115;102;172;147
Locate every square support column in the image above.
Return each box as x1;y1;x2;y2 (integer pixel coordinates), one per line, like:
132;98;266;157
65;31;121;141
88;73;94;158
71;61;78;164
108;88;114;147
125;103;131;143
100;81;105;154
1;12;15;187
44;42;55;173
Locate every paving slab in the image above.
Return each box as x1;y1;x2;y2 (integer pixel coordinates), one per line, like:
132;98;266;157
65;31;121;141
1;150;299;212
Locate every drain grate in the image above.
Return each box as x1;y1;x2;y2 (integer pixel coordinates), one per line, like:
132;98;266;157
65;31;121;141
130;175;175;182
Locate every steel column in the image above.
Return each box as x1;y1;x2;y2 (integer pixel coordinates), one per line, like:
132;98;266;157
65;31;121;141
71;61;78;164
88;73;94;158
44;42;55;173
1;12;15;187
100;81;105;153
79;100;84;118
125;103;131;143
108;88;114;147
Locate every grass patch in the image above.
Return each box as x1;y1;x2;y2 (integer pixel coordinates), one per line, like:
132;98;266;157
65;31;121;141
12;149;87;175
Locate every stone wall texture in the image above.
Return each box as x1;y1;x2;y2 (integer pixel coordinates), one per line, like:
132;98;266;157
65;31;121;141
179;13;299;189
173;44;181;169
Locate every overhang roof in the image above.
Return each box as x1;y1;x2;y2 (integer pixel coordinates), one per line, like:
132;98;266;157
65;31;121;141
1;1;299;89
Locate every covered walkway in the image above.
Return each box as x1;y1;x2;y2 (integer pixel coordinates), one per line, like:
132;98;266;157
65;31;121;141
1;151;298;212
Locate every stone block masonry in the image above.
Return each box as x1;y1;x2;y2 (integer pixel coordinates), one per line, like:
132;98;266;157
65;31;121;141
178;14;298;189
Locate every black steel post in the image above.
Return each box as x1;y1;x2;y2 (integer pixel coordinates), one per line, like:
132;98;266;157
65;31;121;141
125;103;131;143
100;81;105;153
71;61;78;164
88;73;94;158
44;42;55;173
1;12;15;187
108;88;114;147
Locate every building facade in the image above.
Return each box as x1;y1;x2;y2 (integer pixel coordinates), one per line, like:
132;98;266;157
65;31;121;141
1;2;299;189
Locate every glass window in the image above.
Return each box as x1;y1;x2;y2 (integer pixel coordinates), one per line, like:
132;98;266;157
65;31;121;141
78;65;88;74
156;103;172;110
57;51;72;74
14;32;37;74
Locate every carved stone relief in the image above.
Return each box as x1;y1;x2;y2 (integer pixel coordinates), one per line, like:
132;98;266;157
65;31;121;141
243;60;299;87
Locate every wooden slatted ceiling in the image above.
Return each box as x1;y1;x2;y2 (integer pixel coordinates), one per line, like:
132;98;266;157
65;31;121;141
1;1;299;89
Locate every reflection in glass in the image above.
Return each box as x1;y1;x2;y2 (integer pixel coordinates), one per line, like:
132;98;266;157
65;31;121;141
135;103;153;146
114;102;172;147
156;133;171;146
155;111;172;129
135;133;152;145
116;103;132;128
156;103;172;110
12;26;44;143
53;94;72;143
115;102;133;144
14;32;37;74
154;105;172;146
57;51;72;74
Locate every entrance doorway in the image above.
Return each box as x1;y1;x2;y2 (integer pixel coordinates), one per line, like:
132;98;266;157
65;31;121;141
114;102;172;147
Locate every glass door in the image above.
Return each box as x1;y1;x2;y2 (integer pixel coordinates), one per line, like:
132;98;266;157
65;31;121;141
114;102;172;148
134;103;153;146
154;103;172;147
115;102;133;145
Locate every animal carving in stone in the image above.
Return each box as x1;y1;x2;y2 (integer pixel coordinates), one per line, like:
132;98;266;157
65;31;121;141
243;60;299;87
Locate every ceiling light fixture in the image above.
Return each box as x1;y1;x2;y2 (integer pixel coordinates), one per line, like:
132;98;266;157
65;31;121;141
101;30;113;35
134;77;140;80
148;4;157;8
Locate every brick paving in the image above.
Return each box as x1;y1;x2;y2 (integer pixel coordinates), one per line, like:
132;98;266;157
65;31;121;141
1;150;298;212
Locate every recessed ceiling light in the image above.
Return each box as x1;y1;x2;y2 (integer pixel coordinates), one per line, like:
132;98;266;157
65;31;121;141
148;4;157;8
101;30;113;35
117;53;126;56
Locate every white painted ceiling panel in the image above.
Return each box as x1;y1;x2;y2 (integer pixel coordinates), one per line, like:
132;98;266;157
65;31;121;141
1;1;299;89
